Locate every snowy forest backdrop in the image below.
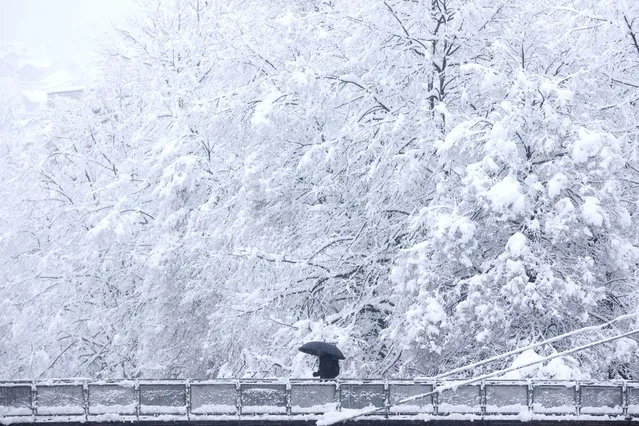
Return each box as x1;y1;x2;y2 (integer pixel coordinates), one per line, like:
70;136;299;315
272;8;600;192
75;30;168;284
1;0;639;380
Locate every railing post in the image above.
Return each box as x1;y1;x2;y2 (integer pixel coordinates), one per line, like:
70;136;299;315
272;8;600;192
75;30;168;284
336;380;342;412
235;380;242;416
479;381;486;416
433;380;439;416
575;381;581;416
83;381;89;421
30;380;37;417
285;381;291;416
134;379;140;420
186;379;191;420
528;380;534;415
623;381;629;419
479;381;486;417
384;380;390;418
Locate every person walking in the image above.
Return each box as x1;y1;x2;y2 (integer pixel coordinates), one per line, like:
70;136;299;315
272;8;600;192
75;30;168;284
313;354;340;379
298;341;345;380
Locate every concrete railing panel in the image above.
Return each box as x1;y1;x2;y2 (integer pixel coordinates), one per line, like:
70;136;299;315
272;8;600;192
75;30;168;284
389;383;433;414
88;384;136;415
240;384;287;414
0;386;31;416
340;384;385;411
532;384;576;414
190;383;237;415
36;385;84;416
485;384;528;414
139;384;186;415
580;386;623;415
290;383;337;414
439;385;481;414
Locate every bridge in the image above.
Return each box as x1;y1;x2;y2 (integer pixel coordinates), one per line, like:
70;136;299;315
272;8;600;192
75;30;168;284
1;379;638;425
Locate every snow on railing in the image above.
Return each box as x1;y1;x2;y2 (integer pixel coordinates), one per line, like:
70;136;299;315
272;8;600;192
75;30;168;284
1;379;638;423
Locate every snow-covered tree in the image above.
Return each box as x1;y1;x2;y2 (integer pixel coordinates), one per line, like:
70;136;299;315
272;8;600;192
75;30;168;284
385;0;639;378
1;0;638;380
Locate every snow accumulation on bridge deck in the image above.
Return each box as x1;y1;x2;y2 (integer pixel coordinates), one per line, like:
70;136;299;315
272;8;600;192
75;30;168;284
1;379;639;424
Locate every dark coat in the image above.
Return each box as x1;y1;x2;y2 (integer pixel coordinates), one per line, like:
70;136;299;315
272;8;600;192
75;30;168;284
313;354;340;379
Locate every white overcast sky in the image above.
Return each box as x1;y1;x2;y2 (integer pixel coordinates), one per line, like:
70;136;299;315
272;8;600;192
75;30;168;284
0;0;137;67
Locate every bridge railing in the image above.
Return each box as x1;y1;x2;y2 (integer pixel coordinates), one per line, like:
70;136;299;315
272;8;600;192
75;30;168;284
1;379;639;421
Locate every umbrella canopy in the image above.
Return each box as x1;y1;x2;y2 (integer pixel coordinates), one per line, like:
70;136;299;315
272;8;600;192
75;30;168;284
298;341;345;360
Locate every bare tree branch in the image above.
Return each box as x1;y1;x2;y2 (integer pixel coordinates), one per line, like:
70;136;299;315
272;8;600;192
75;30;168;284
625;15;639;56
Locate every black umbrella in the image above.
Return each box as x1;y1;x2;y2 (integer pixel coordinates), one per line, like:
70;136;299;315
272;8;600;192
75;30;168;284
298;341;345;360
